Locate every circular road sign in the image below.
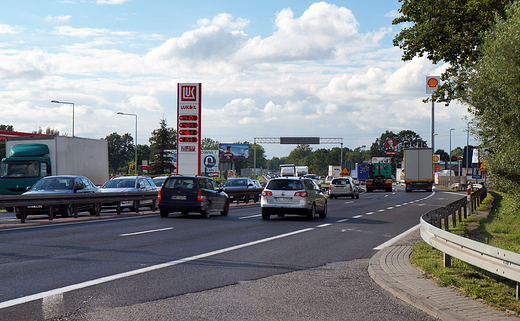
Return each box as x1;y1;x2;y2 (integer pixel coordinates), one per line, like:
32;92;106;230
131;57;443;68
204;155;217;168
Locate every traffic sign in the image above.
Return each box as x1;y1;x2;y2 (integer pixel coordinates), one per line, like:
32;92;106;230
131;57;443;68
204;155;217;168
212;172;219;177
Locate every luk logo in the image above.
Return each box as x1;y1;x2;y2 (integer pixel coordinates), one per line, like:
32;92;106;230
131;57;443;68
181;86;197;101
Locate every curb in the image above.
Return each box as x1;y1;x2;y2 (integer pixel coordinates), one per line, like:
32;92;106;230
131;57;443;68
369;246;475;321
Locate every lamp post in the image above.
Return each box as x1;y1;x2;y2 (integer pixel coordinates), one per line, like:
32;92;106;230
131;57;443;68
449;128;455;187
117;112;138;175
51;100;74;137
466;121;473;183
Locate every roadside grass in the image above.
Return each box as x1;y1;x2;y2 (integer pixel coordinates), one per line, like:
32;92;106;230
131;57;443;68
410;191;520;314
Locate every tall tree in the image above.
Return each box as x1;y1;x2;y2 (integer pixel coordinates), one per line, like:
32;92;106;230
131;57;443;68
393;0;512;104
149;117;176;175
461;2;520;193
105;132;134;174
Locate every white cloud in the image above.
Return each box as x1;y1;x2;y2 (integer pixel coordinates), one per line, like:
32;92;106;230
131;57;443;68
0;24;23;34
45;15;72;23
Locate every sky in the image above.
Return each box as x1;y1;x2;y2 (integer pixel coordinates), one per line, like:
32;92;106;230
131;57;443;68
0;0;474;159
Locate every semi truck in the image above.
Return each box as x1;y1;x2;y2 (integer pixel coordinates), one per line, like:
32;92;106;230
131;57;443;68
366;162;393;192
404;148;433;192
0;136;109;197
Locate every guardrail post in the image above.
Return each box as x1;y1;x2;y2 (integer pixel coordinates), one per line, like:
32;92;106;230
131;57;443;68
458;201;462;222
48;206;54;221
444;253;452;267
462;198;467;219
19;207;26;223
517;282;519;299
451;205;456;228
74;204;78;218
443;209;449;230
117;202;121;215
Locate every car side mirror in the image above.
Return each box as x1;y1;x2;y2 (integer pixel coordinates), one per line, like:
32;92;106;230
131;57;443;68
74;185;84;192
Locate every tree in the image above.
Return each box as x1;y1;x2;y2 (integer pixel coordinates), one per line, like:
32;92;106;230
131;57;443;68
461;2;520;193
201;137;220;150
0;124;14;131
393;0;512;104
149;117;176;175
34;127;60;135
434;149;449;162
286;144;313;166
105;132;134;174
370;130;426;174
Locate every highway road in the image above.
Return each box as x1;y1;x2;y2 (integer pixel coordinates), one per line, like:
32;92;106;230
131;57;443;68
0;186;466;320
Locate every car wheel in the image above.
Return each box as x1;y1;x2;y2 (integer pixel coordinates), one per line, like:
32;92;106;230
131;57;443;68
277;213;285;217
89;203;101;216
261;209;270;220
150;199;157;211
132;201;140;213
181;211;189;215
5;207;13;212
221;201;229;216
61;204;73;218
15;213;21;219
355;193;360;199
351;194;355;199
201;201;211;218
160;209;169;218
307;204;316;220
319;201;327;218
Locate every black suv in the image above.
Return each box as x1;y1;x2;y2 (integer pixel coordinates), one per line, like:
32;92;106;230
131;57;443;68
158;176;229;218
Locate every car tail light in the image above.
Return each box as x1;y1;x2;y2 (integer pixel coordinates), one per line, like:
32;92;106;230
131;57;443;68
294;191;308;197
197;189;203;202
349;184;352;191
262;190;272;197
158;189;162;201
329;184;332;192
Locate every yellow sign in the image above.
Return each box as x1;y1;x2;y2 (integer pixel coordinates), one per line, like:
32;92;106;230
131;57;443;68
433;154;440;163
340;168;350;176
480;161;487;171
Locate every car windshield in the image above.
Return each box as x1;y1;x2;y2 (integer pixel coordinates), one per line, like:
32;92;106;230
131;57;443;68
103;178;136;188
32;178;74;191
223;179;247;187
163;178;196;190
332;179;349;185
266;180;303;190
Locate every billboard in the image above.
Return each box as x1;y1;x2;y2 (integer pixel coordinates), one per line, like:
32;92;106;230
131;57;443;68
219;144;249;159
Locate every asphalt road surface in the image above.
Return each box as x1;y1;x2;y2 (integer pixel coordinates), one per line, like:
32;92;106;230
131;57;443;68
0;186;466;320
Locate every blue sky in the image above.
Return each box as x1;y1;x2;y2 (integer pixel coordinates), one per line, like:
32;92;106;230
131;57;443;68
0;0;473;159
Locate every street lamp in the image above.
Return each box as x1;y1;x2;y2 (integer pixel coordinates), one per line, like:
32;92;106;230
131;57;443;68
117;112;138;175
51;100;74;137
466;121;473;183
449;128;455;187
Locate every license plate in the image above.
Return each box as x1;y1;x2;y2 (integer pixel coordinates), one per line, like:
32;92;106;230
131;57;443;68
171;196;187;200
276;197;292;202
28;205;42;209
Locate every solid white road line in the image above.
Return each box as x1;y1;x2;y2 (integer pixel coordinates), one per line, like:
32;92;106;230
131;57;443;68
120;227;174;237
373;224;420;250
0;227;315;310
238;214;261;219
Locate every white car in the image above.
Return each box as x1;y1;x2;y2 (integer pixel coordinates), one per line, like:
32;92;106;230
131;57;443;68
261;177;327;220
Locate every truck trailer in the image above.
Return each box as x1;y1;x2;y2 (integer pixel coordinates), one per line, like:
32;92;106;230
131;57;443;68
404;148;433;192
366;162;392;192
0;136;109;196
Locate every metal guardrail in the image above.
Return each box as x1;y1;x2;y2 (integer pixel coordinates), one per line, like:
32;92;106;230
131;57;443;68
420;187;520;298
0;191;158;223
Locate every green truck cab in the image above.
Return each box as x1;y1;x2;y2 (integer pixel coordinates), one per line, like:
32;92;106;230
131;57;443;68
0;144;51;195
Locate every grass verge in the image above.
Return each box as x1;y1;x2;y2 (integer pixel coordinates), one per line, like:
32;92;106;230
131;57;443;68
410;191;520;314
